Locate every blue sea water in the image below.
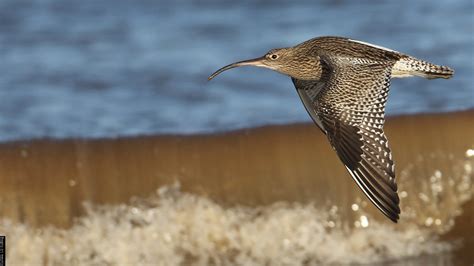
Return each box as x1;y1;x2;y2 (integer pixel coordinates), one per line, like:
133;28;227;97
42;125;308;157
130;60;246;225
0;0;472;141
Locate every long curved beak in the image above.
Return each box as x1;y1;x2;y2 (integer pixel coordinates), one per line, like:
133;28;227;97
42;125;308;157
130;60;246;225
208;56;266;81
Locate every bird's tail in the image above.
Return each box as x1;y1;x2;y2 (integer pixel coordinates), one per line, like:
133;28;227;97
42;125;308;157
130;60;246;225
392;56;454;79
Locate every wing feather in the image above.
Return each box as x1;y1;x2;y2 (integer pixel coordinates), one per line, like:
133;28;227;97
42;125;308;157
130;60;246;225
292;53;400;222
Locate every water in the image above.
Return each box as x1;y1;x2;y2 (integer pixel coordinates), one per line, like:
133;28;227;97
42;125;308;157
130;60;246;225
0;2;473;263
2;147;473;265
0;192;454;265
0;0;472;141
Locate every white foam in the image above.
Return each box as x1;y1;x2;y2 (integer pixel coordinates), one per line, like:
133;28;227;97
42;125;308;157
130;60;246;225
0;183;456;265
1;151;472;265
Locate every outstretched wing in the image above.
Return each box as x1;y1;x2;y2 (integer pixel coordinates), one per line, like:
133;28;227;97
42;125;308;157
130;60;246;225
292;55;400;222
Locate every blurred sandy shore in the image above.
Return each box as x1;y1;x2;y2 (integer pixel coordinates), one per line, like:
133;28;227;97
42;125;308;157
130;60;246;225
0;110;472;230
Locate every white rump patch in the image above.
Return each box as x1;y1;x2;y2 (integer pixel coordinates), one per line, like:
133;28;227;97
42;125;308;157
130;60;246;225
392;60;416;78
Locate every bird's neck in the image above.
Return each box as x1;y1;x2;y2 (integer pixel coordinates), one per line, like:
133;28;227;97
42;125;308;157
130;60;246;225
283;60;324;81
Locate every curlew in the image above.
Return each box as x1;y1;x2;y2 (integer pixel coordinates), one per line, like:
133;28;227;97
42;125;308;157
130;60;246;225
208;36;454;222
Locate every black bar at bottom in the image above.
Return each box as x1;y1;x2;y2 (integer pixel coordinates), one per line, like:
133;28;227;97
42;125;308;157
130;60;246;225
0;236;5;266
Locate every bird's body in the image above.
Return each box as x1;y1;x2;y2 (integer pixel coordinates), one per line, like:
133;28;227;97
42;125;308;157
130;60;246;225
208;36;454;222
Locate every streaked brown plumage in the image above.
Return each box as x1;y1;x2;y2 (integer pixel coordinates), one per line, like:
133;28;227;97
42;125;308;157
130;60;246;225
208;36;454;222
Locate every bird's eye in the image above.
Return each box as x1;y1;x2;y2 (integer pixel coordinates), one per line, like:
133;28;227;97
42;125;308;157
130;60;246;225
270;54;278;60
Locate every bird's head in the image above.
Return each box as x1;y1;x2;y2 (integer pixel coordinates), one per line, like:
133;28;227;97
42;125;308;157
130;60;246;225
208;47;321;81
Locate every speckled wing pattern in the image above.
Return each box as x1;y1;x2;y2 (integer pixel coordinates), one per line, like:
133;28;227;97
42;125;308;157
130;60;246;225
292;54;400;222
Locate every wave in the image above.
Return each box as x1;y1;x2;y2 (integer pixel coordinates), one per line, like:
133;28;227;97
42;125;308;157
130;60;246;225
1;150;472;265
0;111;473;265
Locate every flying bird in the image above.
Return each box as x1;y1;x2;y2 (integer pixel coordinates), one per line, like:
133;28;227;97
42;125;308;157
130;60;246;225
208;36;454;222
